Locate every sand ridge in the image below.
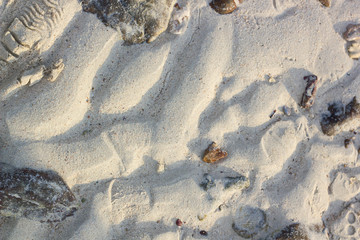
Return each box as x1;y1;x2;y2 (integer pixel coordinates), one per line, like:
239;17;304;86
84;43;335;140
1;0;360;239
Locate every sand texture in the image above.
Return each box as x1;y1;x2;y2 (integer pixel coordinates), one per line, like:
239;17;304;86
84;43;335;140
1;0;360;239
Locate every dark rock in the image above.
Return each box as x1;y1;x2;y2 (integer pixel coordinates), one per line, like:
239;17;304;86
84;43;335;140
275;223;309;240
80;0;174;44
200;174;216;191
210;0;239;15
321;97;360;136
0;163;77;222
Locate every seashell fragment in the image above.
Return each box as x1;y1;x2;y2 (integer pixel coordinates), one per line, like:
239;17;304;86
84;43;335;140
344;24;360;42
320;97;360;136
168;3;190;35
0;163;77;222
43;59;64;82
318;0;330;7
202;142;228;163
348;42;360;59
300;75;318;109
19;65;45;86
210;0;239;15
275;223;309;240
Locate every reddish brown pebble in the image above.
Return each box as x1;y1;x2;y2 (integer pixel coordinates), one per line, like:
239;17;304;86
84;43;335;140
203;142;228;163
176;219;183;226
210;0;237;15
200;230;208;236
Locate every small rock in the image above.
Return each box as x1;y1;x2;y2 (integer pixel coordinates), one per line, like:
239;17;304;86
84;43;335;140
232;206;267;239
321;97;360;136
198;214;207;221
283;106;291;116
268;75;277;83
176;218;183;226
203;142;228;163
344;138;354;148
210;0;239;15
300;75;318;109
318;0;330;7
343;24;360;42
275;223;309;240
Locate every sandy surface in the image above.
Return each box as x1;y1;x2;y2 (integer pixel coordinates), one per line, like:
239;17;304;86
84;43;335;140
1;0;360;239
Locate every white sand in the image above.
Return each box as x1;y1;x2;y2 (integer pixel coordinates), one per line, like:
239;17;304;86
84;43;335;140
1;0;360;239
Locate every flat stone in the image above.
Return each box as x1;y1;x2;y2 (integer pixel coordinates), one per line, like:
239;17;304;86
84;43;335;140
0;163;77;222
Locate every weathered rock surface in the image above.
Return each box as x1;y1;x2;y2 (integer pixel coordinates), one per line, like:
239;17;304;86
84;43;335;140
0;163;77;222
275;223;309;240
80;0;175;44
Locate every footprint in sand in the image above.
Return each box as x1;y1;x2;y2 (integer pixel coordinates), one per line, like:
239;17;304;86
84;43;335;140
325;201;360;240
329;170;360;201
324;166;360;239
0;0;70;64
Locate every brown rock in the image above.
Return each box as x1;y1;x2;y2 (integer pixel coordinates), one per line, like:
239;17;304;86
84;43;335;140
176;218;183;226
210;0;238;15
318;0;330;7
203;142;228;163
